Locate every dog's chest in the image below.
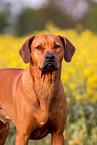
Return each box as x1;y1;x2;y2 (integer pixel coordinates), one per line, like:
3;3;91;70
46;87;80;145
34;75;57;114
35;78;55;102
36;72;56;93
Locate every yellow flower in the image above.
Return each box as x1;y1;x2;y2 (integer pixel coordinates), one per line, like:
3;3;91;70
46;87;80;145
87;75;97;88
69;83;76;89
75;95;82;101
84;69;94;77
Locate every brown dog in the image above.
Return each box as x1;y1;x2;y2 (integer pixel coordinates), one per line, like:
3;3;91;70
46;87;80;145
0;35;75;145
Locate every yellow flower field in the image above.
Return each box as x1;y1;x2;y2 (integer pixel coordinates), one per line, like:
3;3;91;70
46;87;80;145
0;25;97;103
0;24;97;145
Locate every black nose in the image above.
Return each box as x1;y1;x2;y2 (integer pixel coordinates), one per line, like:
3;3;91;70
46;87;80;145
45;53;55;62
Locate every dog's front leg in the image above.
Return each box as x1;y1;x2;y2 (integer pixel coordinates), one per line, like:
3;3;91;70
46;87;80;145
15;115;37;145
15;132;29;145
52;132;65;145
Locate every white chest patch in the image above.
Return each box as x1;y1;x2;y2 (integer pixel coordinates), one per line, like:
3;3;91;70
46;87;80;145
41;122;45;125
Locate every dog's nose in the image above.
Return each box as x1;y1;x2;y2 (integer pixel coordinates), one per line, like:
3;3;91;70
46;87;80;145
45;53;55;62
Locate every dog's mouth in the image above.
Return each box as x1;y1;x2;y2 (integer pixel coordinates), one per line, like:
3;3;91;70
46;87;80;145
38;62;59;71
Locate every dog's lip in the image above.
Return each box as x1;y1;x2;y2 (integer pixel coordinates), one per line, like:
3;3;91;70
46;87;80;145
38;62;59;71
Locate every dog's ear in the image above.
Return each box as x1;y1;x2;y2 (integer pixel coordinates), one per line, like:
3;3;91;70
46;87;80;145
59;35;76;62
19;36;35;63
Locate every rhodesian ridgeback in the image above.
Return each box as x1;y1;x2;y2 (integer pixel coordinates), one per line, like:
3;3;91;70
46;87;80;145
0;35;75;145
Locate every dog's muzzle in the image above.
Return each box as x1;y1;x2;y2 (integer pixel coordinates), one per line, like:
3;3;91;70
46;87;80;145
39;53;58;71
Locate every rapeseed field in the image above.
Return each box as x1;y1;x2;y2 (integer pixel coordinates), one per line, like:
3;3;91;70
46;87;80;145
0;24;97;145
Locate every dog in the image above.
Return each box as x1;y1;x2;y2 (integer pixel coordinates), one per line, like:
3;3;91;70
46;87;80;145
0;35;75;145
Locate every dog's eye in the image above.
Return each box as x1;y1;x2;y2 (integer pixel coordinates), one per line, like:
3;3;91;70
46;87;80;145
54;45;61;49
35;46;42;50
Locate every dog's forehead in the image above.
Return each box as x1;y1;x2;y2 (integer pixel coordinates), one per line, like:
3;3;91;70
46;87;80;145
32;35;62;45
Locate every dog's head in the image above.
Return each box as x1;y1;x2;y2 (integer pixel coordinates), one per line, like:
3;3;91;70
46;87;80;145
19;35;75;71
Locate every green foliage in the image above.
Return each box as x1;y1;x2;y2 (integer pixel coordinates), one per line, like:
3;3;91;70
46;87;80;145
0;11;8;33
84;103;97;136
16;8;47;36
83;4;97;34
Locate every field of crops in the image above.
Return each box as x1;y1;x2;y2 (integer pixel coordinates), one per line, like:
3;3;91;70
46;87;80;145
0;24;97;145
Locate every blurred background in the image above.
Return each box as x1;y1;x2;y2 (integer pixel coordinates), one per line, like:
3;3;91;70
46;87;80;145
0;0;97;145
0;0;97;36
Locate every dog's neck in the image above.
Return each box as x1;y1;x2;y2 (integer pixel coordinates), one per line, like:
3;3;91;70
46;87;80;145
22;64;62;111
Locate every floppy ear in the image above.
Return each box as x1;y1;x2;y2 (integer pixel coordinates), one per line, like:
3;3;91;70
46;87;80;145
19;36;35;63
59;36;76;62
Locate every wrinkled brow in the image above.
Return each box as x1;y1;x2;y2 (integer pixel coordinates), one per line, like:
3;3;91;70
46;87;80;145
36;41;57;47
53;41;56;45
37;42;46;46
